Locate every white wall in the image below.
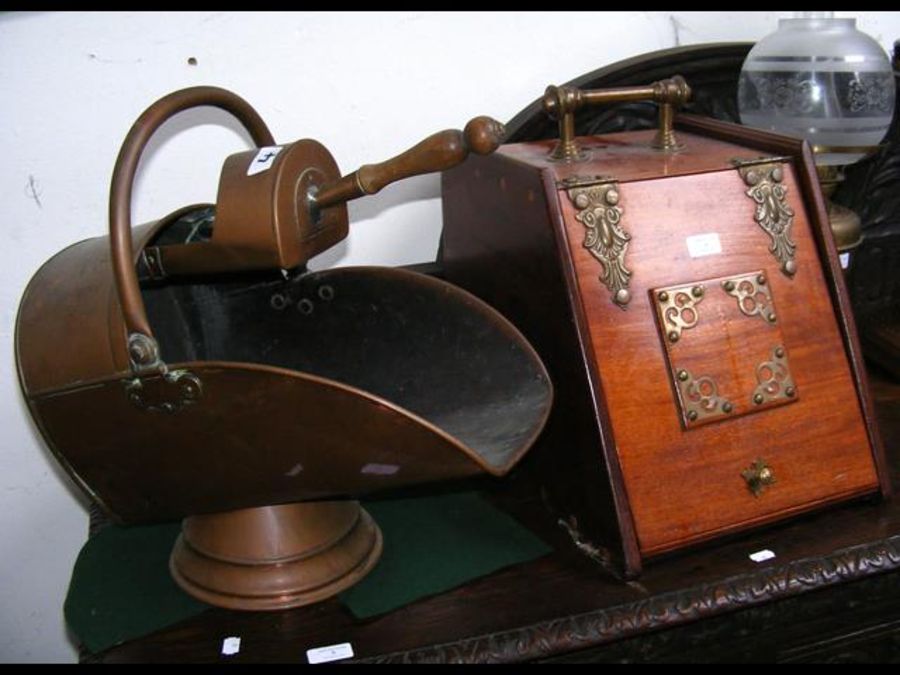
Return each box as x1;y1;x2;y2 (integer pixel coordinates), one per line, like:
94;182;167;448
1;11;897;663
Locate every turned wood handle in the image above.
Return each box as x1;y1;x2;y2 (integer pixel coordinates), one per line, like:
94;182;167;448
314;116;505;210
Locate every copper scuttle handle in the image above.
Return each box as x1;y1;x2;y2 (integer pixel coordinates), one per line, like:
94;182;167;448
313;116;506;211
542;75;691;162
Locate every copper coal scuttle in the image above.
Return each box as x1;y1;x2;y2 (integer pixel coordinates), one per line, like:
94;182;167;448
15;87;553;609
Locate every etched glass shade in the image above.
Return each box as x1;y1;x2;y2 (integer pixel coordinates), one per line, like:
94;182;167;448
738;16;895;166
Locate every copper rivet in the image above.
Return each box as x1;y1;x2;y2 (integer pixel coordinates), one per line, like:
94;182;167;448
691;285;704;298
753;393;764;405
677;369;689;381
658;291;669;302
668;331;679;343
688;411;698;422
786;386;796;398
722;402;734;413
775;346;785;358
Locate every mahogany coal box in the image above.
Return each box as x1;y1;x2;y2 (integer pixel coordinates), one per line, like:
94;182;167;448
440;96;890;577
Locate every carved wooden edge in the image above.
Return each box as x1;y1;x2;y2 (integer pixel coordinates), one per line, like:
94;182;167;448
360;534;900;663
794;141;893;499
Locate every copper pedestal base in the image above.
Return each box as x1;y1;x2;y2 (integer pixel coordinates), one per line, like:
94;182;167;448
170;500;382;610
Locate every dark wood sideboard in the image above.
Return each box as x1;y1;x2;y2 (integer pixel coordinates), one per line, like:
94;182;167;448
83;367;900;663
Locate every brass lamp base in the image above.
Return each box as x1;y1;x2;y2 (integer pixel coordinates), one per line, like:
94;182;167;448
170;501;382;611
817;164;864;253
826;199;863;252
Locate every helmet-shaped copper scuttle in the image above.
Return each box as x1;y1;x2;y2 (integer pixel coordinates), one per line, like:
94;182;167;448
15;87;552;609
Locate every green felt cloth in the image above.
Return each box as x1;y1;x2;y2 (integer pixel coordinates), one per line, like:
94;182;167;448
65;492;551;654
64;522;207;655
340;492;551;618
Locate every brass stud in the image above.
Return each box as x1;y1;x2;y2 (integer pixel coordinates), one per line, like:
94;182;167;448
753;393;764;405
574;193;590;209
767;312;777;322
758;467;773;482
757;274;766;285
658;291;669;303
785;386;796;398
615;289;631;306
784;260;797;276
605;189;619;206
723;280;736;292
668;330;679;343
687;410;698;422
775;346;785;358
691;285;704;298
771;166;783;183
722;402;734;414
677;369;689;382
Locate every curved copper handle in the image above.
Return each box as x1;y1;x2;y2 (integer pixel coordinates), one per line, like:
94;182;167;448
313;116;505;210
109;86;274;369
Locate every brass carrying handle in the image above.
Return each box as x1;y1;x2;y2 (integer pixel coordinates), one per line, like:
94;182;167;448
109;86;275;370
313;116;506;211
542;75;691;162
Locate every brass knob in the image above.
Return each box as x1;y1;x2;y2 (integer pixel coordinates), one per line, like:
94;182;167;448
742;459;776;497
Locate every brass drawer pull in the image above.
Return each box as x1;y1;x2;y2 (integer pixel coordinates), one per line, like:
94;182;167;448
742;459;776;497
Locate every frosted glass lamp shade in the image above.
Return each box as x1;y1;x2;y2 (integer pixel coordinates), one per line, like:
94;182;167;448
738;17;895;166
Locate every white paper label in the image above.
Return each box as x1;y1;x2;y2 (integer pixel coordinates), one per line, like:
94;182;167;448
361;463;400;476
839;252;850;269
686;233;722;258
221;636;241;656
749;549;776;563
307;642;354;664
247;146;283;176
